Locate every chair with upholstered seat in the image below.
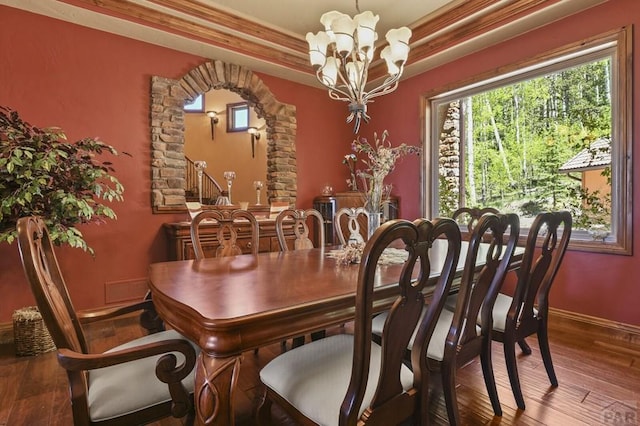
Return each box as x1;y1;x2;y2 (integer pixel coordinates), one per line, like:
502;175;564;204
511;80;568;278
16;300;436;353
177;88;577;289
16;216;198;425
190;209;259;259
275;208;326;349
334;206;367;246
452;206;500;234
191;209;261;354
491;211;571;410
257;218;463;426
372;213;519;425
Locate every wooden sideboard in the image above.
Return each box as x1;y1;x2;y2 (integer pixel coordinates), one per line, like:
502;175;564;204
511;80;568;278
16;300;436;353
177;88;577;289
163;218;294;261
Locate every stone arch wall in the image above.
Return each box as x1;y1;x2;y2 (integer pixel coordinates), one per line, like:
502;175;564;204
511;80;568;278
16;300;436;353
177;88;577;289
150;60;297;212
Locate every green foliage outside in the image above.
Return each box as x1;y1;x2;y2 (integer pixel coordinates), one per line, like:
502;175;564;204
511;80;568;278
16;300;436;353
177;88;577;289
438;57;612;230
0;106;127;254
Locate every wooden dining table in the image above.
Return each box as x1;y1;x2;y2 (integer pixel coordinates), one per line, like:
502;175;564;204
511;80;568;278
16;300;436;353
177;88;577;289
148;240;522;425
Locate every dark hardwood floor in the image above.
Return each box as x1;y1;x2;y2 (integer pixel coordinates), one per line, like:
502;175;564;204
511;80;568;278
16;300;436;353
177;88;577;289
1;314;638;425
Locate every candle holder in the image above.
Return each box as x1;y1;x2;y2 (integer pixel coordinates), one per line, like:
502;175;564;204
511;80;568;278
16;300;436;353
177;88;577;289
253;180;264;205
223;171;236;204
194;160;207;204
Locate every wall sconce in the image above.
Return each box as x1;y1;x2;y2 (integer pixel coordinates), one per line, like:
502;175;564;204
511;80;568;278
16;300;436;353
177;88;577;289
247;126;261;158
206;110;219;140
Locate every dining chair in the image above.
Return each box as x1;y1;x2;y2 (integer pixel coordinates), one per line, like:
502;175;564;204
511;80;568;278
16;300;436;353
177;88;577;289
275;208;326;349
190;208;259;259
372;213;520;425
452;206;500;234
334;206;367;246
16;216;198;425
191;209;262;355
257;218;463;426
275;208;325;251
491;211;572;410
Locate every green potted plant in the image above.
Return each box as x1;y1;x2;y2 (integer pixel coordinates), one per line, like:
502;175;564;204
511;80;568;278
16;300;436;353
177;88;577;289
1;106;126;254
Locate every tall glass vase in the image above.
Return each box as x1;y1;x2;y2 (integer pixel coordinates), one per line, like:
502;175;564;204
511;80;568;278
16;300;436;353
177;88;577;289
365;175;384;239
366;210;382;239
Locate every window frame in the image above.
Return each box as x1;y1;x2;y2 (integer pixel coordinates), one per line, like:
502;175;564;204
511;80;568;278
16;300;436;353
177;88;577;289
422;27;632;255
226;102;250;132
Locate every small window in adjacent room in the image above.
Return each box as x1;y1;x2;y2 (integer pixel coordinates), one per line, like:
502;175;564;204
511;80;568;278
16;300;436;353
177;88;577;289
184;94;204;112
227;102;250;132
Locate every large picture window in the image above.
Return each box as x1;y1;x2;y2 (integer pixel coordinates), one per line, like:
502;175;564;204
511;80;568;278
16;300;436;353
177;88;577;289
424;27;632;254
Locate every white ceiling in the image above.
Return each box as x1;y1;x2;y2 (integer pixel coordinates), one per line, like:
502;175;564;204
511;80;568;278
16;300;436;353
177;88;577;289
203;0;457;38
1;0;605;87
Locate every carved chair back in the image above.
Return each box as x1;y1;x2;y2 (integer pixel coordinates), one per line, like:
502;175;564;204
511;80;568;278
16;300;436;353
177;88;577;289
275;208;324;251
491;211;571;410
430;213;519;424
344;218;462;424
508;211;572;335
452;206;500;234
445;213;520;350
190;209;259;259
334;206;367;246
16;216;89;353
447;213;520;355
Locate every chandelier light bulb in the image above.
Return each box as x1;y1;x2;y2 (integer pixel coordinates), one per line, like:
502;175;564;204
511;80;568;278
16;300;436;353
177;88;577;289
306;32;330;67
354;11;378;52
380;46;399;75
321;57;340;86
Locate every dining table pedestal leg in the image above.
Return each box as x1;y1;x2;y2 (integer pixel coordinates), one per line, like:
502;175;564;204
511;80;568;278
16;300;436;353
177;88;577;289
195;352;242;425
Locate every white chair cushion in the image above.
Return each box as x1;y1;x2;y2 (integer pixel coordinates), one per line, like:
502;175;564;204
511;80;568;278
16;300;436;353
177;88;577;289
87;329;199;422
492;292;537;332
372;308;480;362
492;293;513;332
371;312;387;337
260;334;413;426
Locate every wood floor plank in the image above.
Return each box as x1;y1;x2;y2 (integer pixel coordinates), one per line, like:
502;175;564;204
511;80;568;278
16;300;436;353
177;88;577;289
1;315;638;425
0;358;27;423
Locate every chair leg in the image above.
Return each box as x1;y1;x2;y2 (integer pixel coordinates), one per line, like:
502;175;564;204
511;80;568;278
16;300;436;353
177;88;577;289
140;290;166;333
480;339;502;416
184;403;196;426
538;320;558;387
517;338;532;355
504;337;526;410
441;363;461;426
255;389;273;426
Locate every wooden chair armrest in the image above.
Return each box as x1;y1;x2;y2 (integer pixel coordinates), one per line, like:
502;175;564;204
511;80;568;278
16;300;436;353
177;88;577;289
78;299;165;334
57;338;196;374
76;299;154;324
58;339;196;419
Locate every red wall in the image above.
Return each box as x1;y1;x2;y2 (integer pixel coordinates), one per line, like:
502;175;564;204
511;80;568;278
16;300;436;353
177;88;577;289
0;6;352;322
1;1;639;327
370;0;640;326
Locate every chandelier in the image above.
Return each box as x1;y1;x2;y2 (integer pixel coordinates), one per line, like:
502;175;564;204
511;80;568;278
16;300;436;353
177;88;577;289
306;2;412;133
